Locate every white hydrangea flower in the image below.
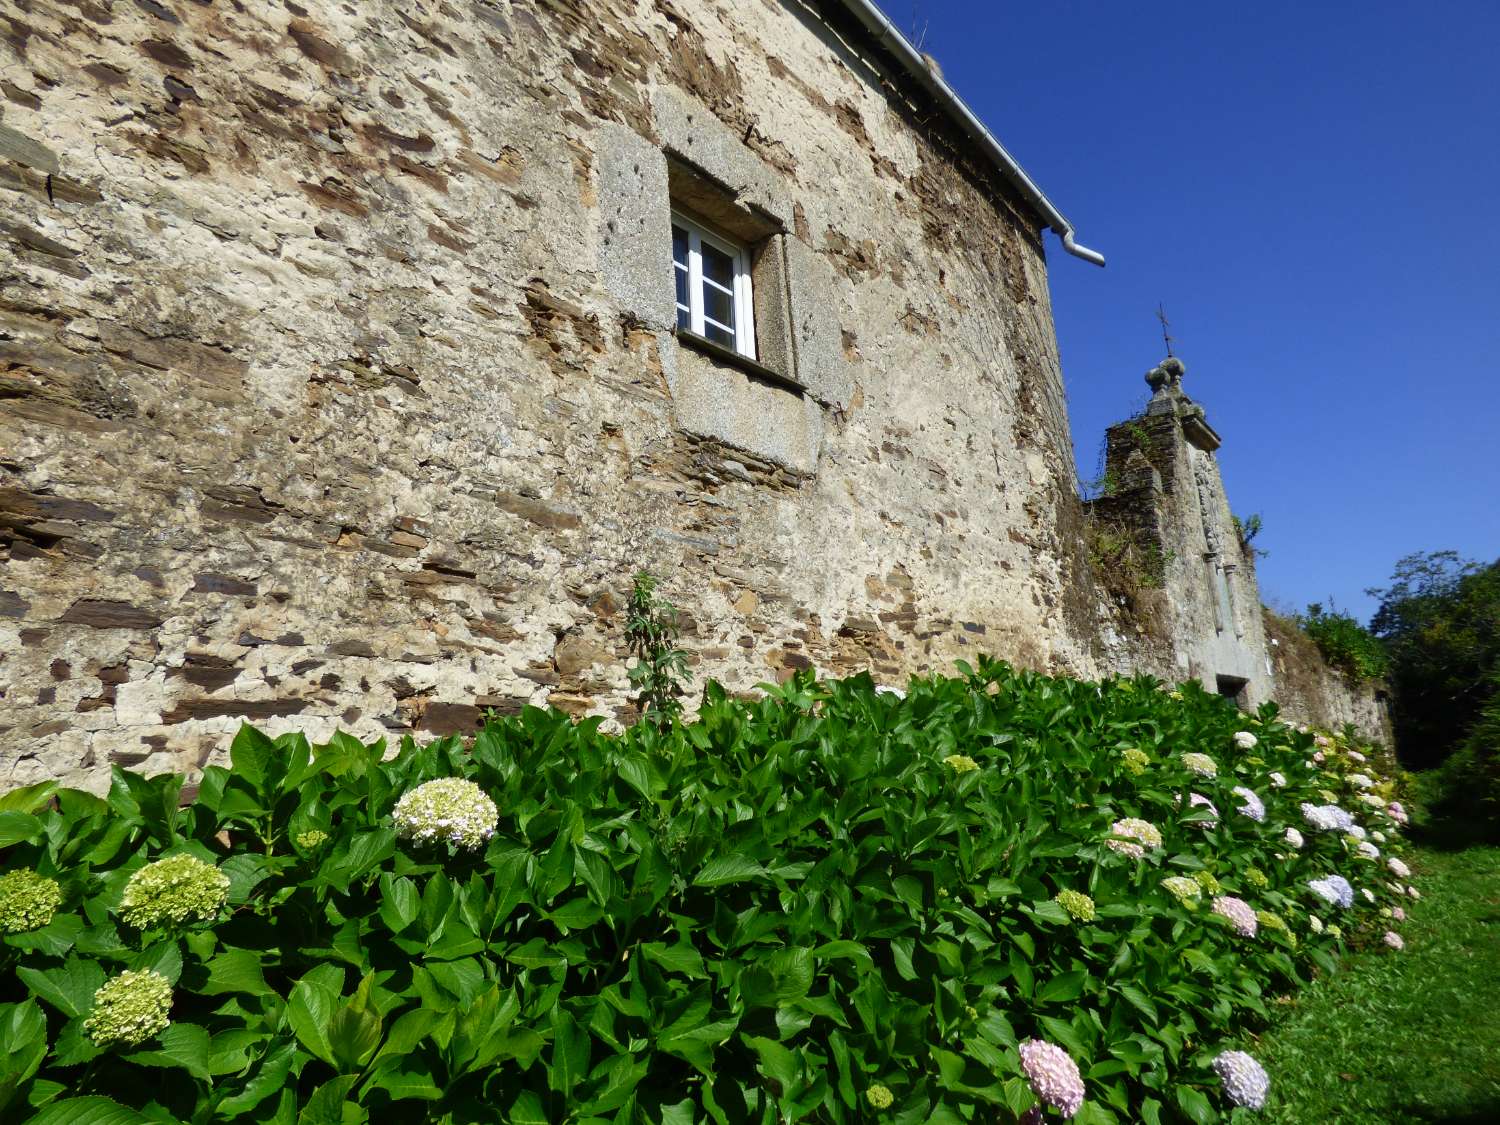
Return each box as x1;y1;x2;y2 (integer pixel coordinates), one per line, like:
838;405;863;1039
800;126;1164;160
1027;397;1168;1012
1348;773;1375;790
1356;841;1380;860
1268;771;1287;788
1346;750;1367;763
1387;856;1411;878
1300;803;1354;833
1283;827;1304;849
392;778;499;851
1213;1050;1270;1110
1308;914;1324;933
1407;885;1421;900
1360;793;1385;809
1372;830;1387;843
1233;731;1258;750
1383;930;1404;950
1361;887;1376;903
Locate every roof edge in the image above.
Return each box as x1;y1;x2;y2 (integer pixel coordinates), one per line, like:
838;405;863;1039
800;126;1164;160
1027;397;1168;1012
825;0;1105;267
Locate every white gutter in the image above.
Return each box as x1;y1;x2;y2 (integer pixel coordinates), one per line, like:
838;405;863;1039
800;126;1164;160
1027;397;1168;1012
830;0;1106;267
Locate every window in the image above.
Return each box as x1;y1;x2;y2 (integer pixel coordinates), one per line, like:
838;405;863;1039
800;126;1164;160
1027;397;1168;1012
671;212;756;359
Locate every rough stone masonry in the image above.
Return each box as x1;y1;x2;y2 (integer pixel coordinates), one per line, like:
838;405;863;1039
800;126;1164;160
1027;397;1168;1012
0;0;1383;791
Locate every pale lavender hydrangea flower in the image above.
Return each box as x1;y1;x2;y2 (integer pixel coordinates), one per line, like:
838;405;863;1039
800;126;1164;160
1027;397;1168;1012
1301;803;1354;833
1018;1039;1085;1117
1186;793;1219;828
1213;1050;1270;1110
1283;827;1304;849
1308;875;1354;909
1106;817;1162;859
1387;856;1411;879
1233;786;1266;822
1211;895;1258;937
1383;931;1405;950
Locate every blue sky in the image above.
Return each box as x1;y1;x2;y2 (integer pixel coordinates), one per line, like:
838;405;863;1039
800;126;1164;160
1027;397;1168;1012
911;0;1500;621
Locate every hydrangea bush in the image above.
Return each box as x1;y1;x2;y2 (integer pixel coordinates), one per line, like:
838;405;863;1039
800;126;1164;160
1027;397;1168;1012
0;660;1414;1123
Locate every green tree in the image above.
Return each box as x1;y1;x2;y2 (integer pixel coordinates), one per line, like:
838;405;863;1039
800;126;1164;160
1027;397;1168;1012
1367;551;1500;772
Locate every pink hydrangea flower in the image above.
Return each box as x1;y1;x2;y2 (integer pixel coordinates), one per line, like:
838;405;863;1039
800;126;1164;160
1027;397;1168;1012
1392;906;1406;921
1383;931;1405;950
1387;857;1411;879
1106;817;1162;859
1211;895;1258;937
1386;801;1409;825
1018;1039;1085;1118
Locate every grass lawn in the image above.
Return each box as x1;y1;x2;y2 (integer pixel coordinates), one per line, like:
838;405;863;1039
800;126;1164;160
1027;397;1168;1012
1257;844;1500;1124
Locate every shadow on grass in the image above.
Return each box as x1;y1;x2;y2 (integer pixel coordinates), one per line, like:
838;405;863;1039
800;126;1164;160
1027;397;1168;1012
1407;816;1500;852
1401;1102;1500;1125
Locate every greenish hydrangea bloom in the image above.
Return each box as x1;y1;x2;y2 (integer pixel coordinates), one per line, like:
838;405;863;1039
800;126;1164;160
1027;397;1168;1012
1181;752;1219;778
942;754;979;773
119;853;229;930
1256;910;1294;945
1054;889;1096;923
1192;870;1222;895
295;829;329;849
1245;867;1269;890
1161;876;1202;905
0;869;63;933
393;778;499;852
1119;748;1150;775
83;969;173;1047
865;1085;894;1109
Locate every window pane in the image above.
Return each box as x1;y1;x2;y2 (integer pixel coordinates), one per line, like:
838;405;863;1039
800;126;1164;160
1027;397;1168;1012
703;321;735;348
677;304;692;331
702;283;734;330
674;264;689;310
701;241;735;289
671;225;689;268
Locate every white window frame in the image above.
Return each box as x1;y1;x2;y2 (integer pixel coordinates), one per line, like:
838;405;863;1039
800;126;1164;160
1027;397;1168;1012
671;211;756;360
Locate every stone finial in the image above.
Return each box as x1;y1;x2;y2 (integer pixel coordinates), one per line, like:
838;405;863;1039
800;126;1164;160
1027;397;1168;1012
1145;356;1185;395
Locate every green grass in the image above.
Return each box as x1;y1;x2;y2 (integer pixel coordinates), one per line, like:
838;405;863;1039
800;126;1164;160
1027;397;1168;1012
1258;845;1500;1124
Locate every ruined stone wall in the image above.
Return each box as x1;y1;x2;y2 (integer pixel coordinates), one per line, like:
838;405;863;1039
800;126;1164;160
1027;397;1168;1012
1262;611;1393;746
0;0;1102;790
1086;369;1389;742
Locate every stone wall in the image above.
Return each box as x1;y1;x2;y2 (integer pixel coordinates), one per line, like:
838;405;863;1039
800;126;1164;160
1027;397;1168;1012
0;0;1104;790
1085;359;1390;745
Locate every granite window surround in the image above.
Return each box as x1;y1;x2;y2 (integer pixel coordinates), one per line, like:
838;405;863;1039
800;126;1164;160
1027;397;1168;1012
597;92;853;474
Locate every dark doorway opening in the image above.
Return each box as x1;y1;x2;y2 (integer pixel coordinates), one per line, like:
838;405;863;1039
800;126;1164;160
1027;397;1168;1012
1216;675;1249;711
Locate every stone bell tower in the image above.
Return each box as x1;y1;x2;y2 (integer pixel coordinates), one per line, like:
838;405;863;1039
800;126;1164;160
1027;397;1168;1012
1086;357;1273;707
